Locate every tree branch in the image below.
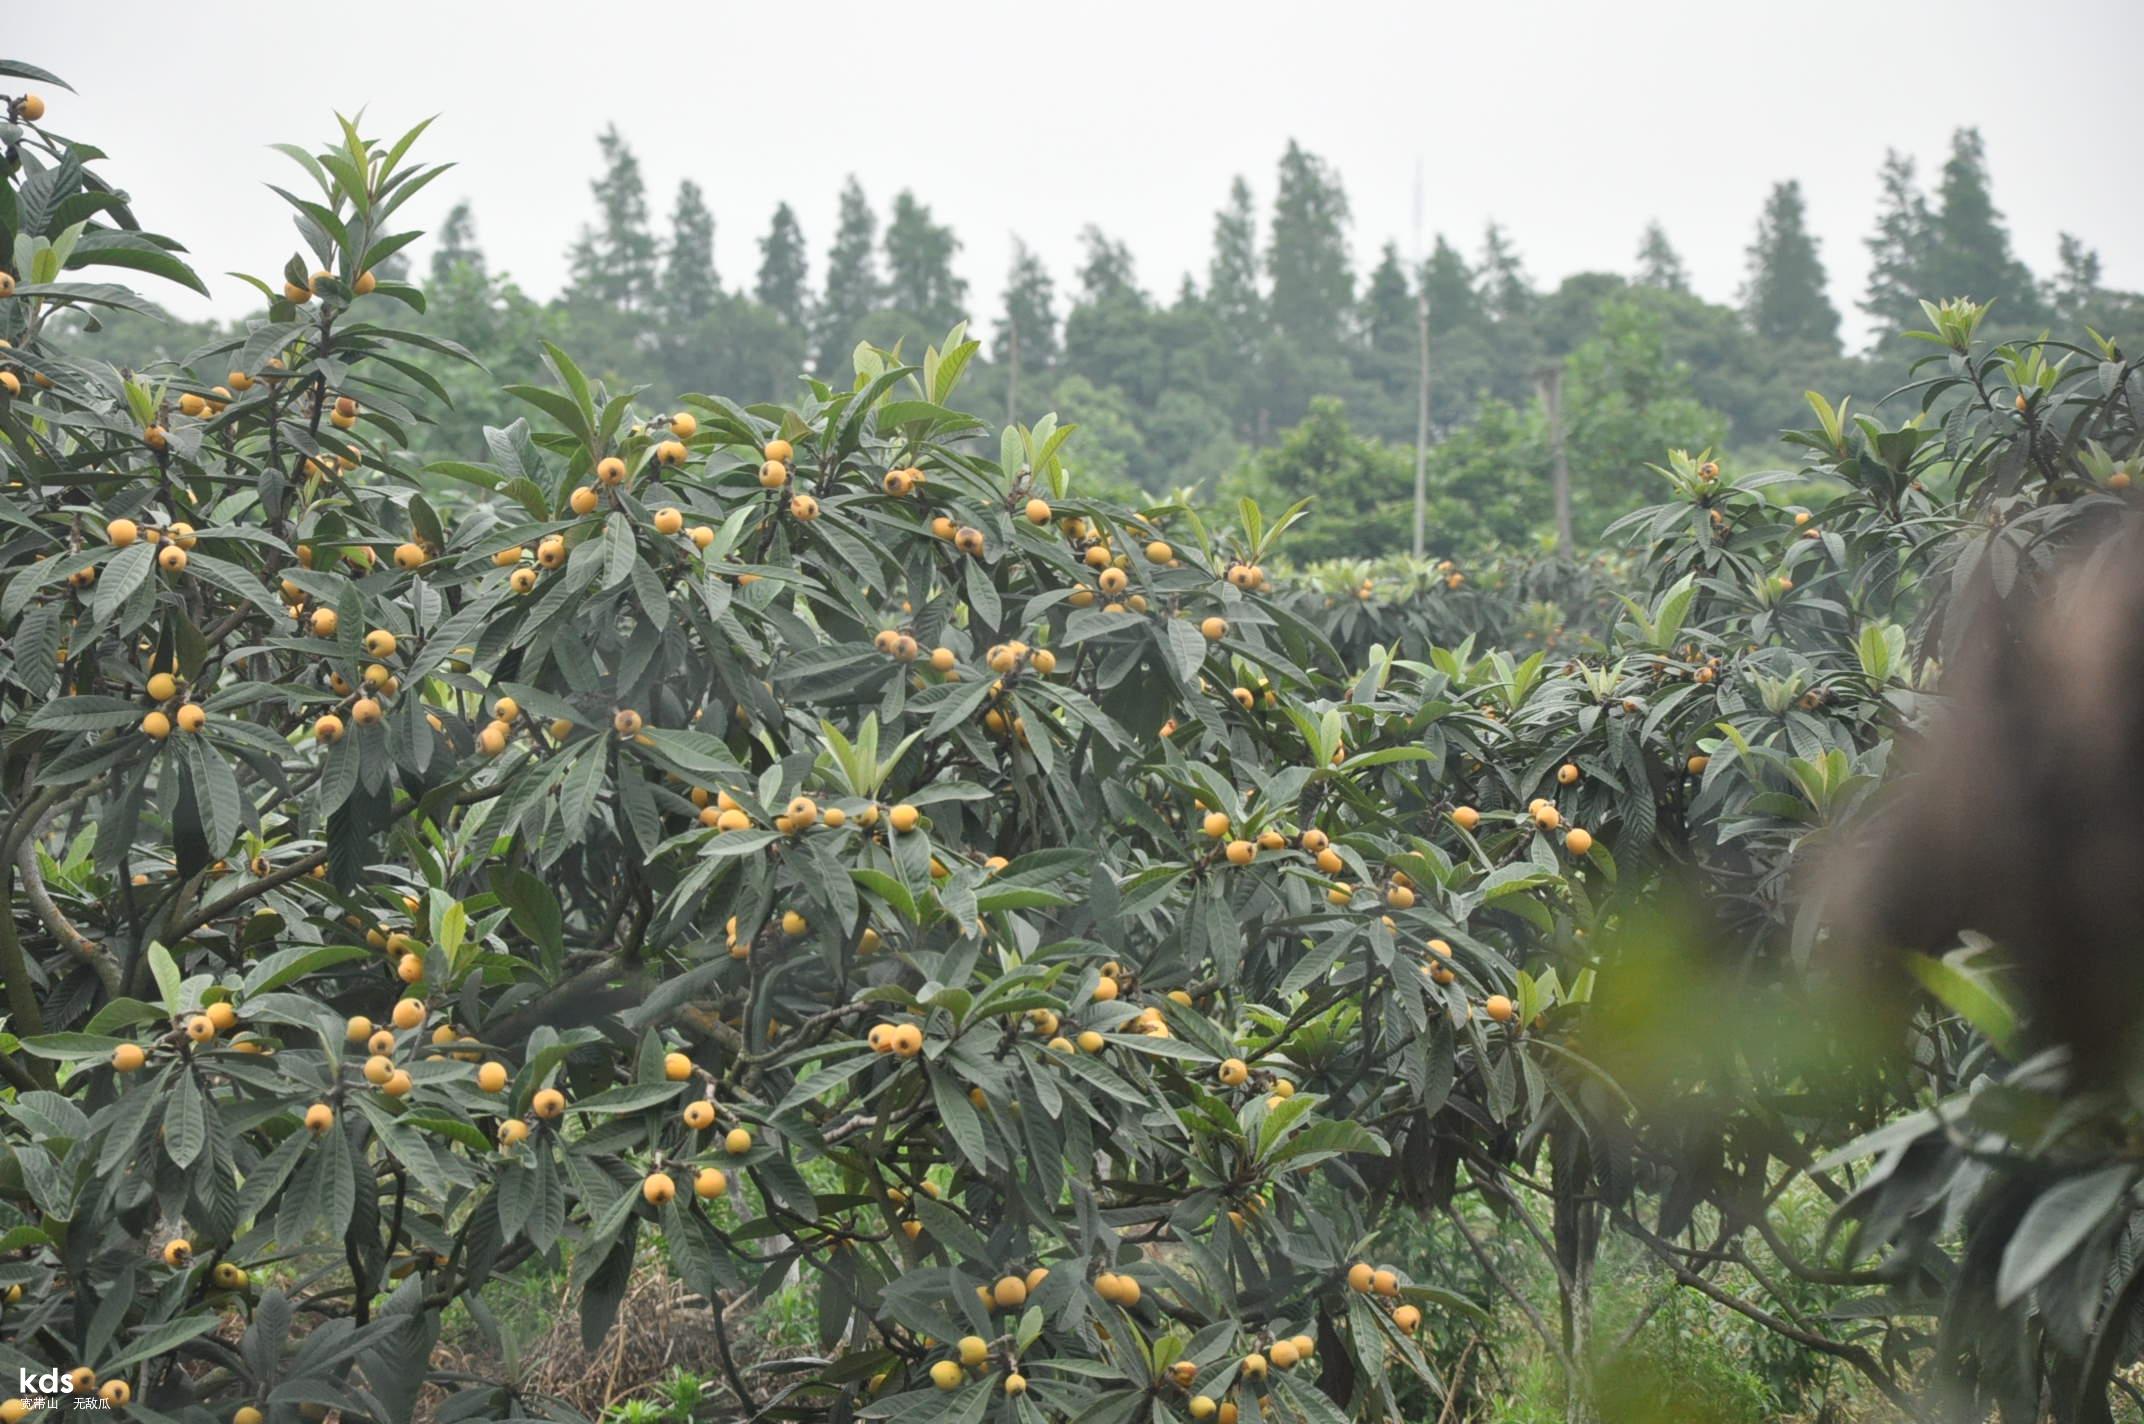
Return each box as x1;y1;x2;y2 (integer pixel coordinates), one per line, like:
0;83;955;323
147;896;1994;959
1616;1214;1916;1413
13;807;120;993
1442;1200;1567;1369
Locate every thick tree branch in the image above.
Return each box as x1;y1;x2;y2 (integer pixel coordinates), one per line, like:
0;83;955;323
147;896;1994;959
13;806;120;993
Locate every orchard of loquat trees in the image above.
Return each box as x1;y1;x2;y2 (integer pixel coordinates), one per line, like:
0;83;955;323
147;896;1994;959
4;57;2144;1424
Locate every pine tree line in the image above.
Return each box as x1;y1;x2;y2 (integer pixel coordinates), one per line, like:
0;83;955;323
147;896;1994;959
83;117;2126;561
78;122;2127;560
479;124;2128;400
377;123;2132;555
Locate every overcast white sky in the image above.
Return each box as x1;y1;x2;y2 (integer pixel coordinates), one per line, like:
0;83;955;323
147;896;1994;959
19;0;2144;347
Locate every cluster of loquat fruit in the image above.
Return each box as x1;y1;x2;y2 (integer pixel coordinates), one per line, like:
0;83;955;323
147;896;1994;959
1347;1259;1425;1335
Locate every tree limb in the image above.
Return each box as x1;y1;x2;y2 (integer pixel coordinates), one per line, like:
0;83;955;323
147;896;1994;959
1442;1200;1567;1369
12;807;120;993
1616;1213;1917;1414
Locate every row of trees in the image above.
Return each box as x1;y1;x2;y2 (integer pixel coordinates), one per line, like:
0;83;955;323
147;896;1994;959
547;123;2109;378
70;126;2139;560
517;122;2127;432
395;124;2144;553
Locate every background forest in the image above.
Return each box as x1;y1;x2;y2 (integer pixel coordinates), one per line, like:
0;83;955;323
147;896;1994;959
67;125;2144;557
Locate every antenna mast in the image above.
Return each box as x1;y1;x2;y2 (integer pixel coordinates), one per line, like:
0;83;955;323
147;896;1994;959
1411;159;1431;561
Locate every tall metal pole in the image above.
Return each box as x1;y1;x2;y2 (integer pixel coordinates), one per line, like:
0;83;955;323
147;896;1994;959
1413;284;1430;559
1411;159;1429;560
1539;364;1574;558
1005;307;1020;428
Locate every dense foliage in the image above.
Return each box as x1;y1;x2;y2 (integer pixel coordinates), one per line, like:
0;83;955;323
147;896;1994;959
3;59;2142;1424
